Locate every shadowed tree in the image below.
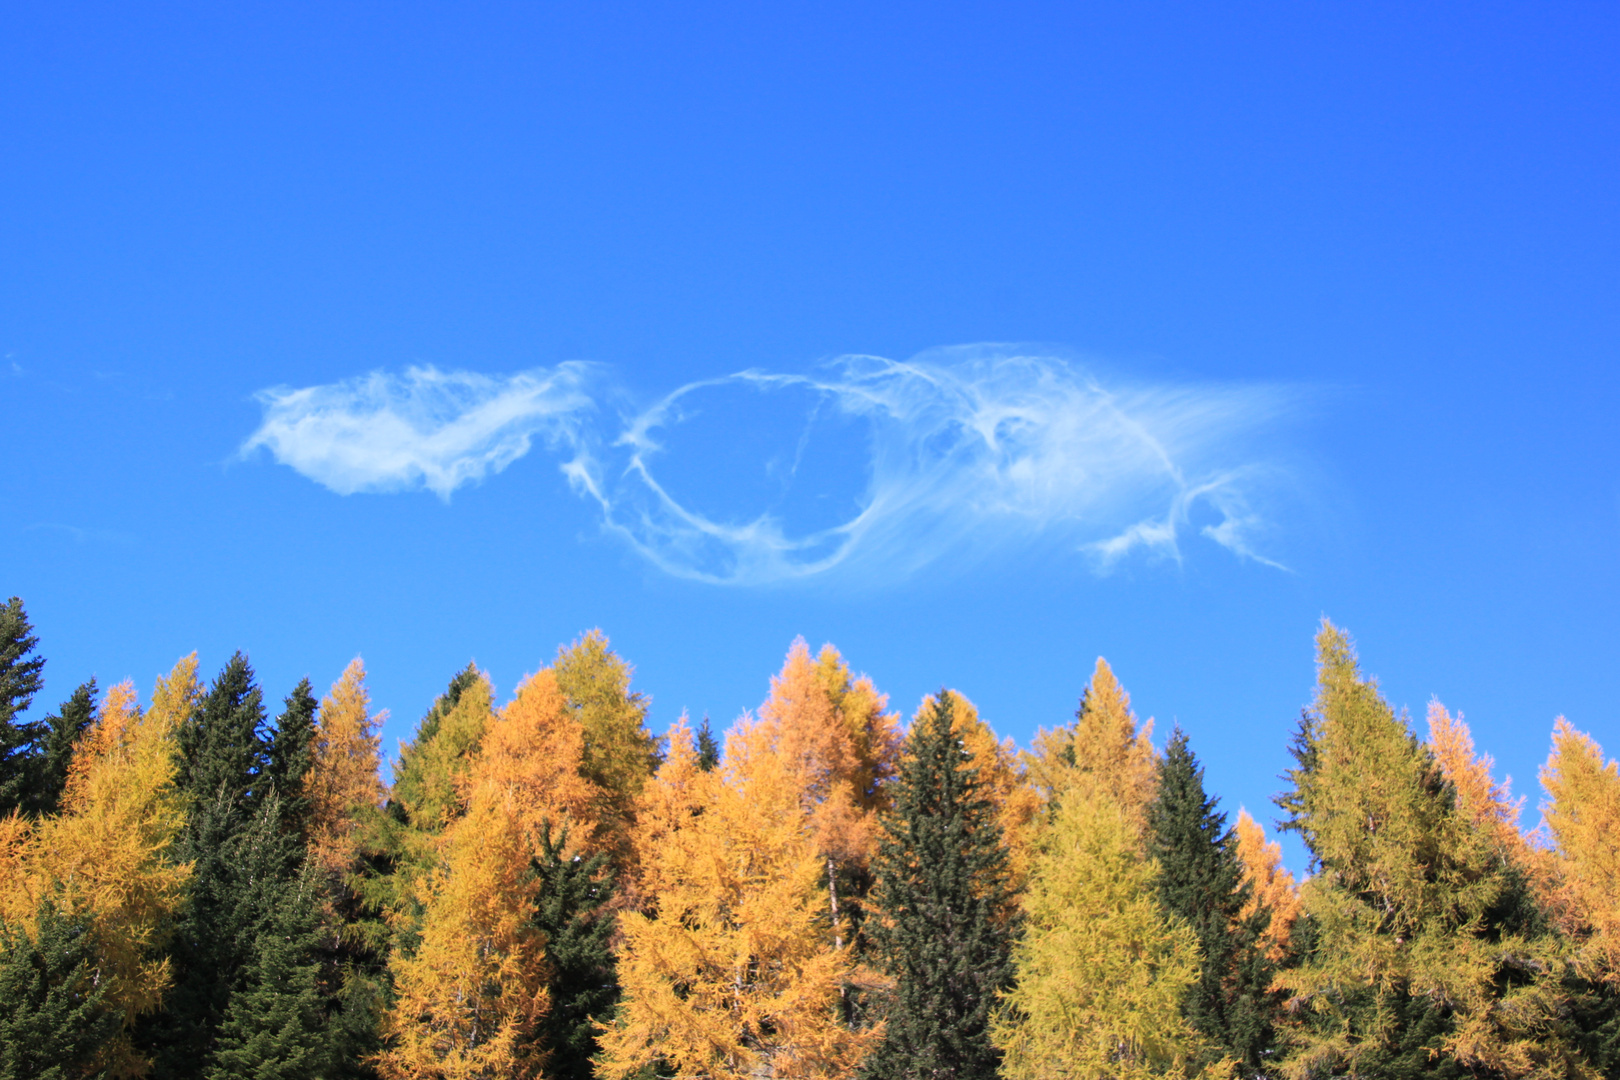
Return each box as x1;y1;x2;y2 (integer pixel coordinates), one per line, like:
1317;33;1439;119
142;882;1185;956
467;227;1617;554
1148;728;1276;1075
863;691;1016;1080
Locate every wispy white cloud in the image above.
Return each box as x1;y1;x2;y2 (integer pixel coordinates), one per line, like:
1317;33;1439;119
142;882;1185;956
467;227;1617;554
241;364;597;498
244;347;1297;583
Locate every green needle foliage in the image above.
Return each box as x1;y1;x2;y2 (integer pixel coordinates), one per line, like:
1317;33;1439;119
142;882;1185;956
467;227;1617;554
532;823;619;1080
0;901;120;1080
1148;728;1277;1075
864;690;1016;1080
0;597;47;816
1274;621;1591;1080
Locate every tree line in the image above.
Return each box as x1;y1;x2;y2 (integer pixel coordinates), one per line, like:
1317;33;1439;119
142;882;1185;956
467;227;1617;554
1;595;1616;1079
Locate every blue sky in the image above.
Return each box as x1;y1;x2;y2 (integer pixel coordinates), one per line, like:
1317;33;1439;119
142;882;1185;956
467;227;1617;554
4;2;1616;871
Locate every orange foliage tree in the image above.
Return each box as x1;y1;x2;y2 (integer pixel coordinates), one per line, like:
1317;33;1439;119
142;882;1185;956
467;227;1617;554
732;639;902;952
1232;808;1302;962
0;657;198;1078
377;666;603;1079
1540;717;1620;982
307;658;386;882
598;721;878;1079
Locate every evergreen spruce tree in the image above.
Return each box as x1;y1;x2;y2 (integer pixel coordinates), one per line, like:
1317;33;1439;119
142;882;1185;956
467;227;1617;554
141;653;267;1076
266;677;319;842
1147;728;1276;1076
0;901;120;1080
28;680;96;817
204;796;329;1080
531;822;619;1080
0;597;47;816
864;690;1016;1080
695;715;721;772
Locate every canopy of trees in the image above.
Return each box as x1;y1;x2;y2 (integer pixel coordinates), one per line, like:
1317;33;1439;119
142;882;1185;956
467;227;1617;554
1;597;1615;1079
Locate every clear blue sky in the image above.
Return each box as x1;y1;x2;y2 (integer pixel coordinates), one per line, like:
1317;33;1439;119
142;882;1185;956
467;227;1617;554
5;2;1616;872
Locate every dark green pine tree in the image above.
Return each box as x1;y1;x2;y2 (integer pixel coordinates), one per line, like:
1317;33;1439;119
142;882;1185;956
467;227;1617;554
695;715;721;773
28;680;97;817
266;677;319;843
205;794;330;1080
863;690;1016;1080
0;597;48;816
530;822;619;1080
1147;728;1277;1076
0;900;120;1080
143;653;268;1075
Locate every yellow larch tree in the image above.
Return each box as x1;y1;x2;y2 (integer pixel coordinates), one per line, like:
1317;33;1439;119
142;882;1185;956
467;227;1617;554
1540;717;1620;982
0;657;198;1078
992;783;1221;1080
469;667;599;853
552;630;660;865
810;643;904;815
377;664;603;1079
376;789;550;1080
1232;808;1302;962
1427;700;1532;858
733;639;901;952
307;658;386;881
598;721;878;1080
1027;657;1158;847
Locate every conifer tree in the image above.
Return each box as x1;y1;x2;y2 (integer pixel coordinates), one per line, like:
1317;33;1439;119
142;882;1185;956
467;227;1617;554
304;660;389;1078
1540;717;1620;979
531;823;618;1080
378;790;550;1080
1027;657;1158;846
599;722;875;1079
1147;728;1276;1075
993;785;1215;1080
141;653;274;1077
0;662;197;1078
27;680;97;817
357;665;493;935
921;688;1040;904
307;659;386;883
1232;810;1301;963
695;715;721;772
0;901;120;1080
267;677;319;842
203;794;330;1080
864;691;1015;1080
737;639;903;966
0;597;47;816
1274;621;1591;1080
553;631;659;860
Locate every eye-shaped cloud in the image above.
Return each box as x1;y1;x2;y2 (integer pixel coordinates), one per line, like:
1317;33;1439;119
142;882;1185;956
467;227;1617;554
242;346;1296;584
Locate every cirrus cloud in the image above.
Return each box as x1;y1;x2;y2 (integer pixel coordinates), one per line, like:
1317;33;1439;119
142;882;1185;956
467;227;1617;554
242;346;1298;584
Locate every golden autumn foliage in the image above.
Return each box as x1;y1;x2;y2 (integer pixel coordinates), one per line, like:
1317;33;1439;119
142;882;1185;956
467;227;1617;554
308;658;387;880
1027;657;1158;848
1540;717;1620;982
377;791;550;1080
0;658;198;1078
553;630;659;862
471;668;599;853
599;722;878;1080
378;662;604;1079
1427;700;1531;858
1232;808;1301;962
993;785;1220;1080
733;639;902;950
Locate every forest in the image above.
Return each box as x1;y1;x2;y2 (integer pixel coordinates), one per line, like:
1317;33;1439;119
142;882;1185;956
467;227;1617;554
0;595;1616;1080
